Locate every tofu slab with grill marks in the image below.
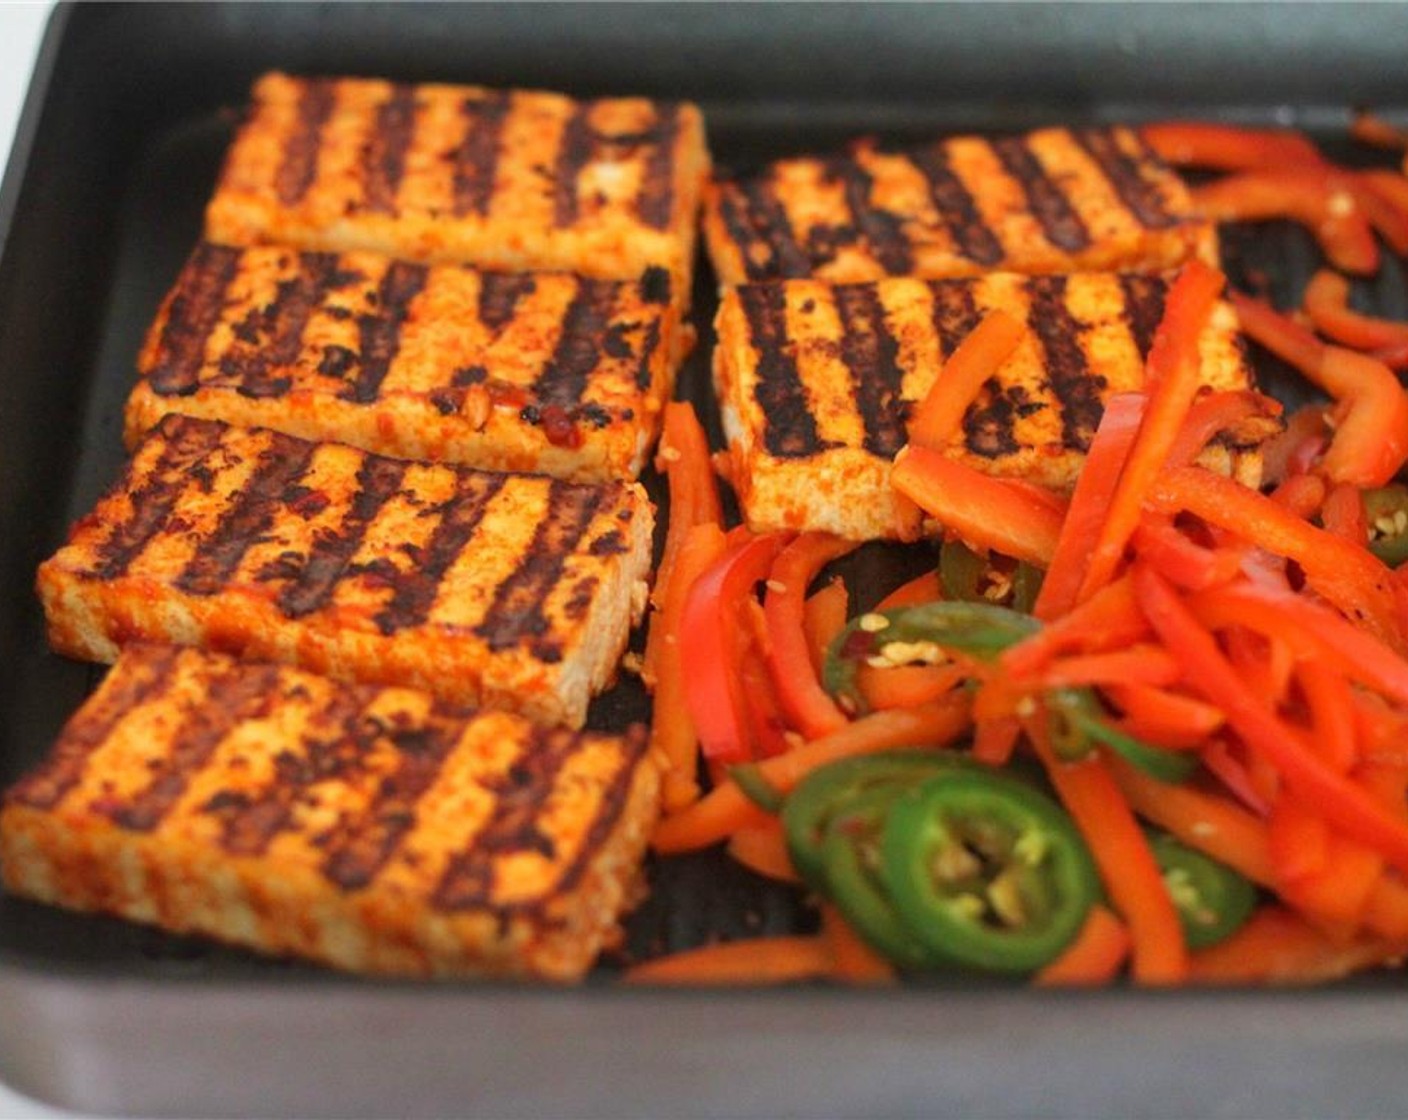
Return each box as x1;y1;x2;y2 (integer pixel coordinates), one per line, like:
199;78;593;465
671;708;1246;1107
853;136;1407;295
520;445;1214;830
205;73;710;299
36;416;652;728
0;644;659;979
126;244;685;482
715;273;1271;541
704;126;1215;285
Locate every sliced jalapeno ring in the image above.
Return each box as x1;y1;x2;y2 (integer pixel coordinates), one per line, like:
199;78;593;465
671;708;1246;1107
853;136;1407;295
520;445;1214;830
1045;690;1201;784
1010;562;1045;615
822;789;942;971
881;770;1099;973
939;539;988;603
824;600;1039;715
1365;485;1408;567
1145;830;1257;950
939;540;1045;614
782;751;973;890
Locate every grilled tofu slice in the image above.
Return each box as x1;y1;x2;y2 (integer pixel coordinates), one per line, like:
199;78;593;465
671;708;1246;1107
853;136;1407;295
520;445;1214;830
714;273;1272;541
125;244;686;483
206;73;710;300
37;416;652;727
0;644;659;980
704;126;1216;285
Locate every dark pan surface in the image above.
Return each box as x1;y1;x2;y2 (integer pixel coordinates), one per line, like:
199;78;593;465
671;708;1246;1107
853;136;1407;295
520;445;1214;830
4;3;1408;1116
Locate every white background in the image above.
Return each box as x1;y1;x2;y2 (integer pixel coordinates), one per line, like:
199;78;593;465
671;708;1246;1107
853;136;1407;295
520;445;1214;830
1;3;99;1116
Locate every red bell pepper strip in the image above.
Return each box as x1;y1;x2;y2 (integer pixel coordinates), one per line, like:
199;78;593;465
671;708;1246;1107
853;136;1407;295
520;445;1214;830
1076;261;1226;604
1131;516;1245;592
1321;482;1368;547
876;570;944;610
1142;121;1324;171
1297;662;1358;774
681;531;791;763
1357;170;1408;253
1228;289;1325;370
763;533;859;738
1303;269;1408;351
1004;575;1148;678
889;447;1065;568
1026;713;1190;985
1150;465;1404;649
1034;393;1144;620
1165;389;1282;469
1268;472;1327;519
1347;173;1408;256
1034;905;1131;987
1187;907;1408;986
1102;682;1226;749
1193;170;1379;275
803;578;850;676
1260;406;1330;487
1133;564;1408;876
1351;110;1408;152
1029;646;1181;691
737;597;795;759
906;310;1027;450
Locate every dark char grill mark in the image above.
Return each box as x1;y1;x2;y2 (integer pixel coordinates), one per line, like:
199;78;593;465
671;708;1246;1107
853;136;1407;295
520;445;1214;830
209;689;372;857
826;158;913;275
275;78;336;206
739;283;835;459
963;383;1030;459
363;84;418;213
320;712;464;891
90;417;228;580
1075;128;1178;230
909;144;1005;268
222;253;346;399
991;136;1091;253
474;480;602;660
477;272;537;337
532;278;618;409
717;178;813;280
453;91;512;217
1025;275;1104;451
1119;273;1169;361
102;661;283;833
343;261;429;403
175;431;319;597
6;645;183;811
928;280;982;360
553;102;595;228
635;103;681;230
372;473;506;635
832;284;910;459
431;725;579;912
277;455;409;619
550;725;650;901
148;244;242;396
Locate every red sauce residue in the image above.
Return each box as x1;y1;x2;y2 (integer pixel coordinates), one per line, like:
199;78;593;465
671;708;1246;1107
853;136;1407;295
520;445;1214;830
488;382;530;411
541;405;582;449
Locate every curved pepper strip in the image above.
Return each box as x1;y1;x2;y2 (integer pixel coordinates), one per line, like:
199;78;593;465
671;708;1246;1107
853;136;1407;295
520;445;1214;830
1142;121;1324;171
1303;269;1408;351
680;531;791;763
763;533;859;738
1193;169;1379;275
907;310;1027;450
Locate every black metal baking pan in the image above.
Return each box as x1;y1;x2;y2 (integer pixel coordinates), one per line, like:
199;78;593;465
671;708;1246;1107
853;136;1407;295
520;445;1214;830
5;3;1408;1116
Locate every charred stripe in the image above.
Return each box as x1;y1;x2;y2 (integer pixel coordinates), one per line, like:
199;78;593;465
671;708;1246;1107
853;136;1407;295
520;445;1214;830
275;78;336;206
833;284;909;458
222;252;345;399
991;136;1092;253
825;157;912;274
102;660;282;833
343;261;429;403
277;455;408;618
431;724;580;912
477;271;537;337
474;480;601;659
739;283;833;459
148;243;242;396
1025;275;1104;451
551;725;650;897
928;280;982;360
1119;273;1169;360
452;90;512;217
320;712;464;891
176;431;319;597
553;102;595;228
90;417;228;580
4;646;183;811
363;84;418;213
532;277;617;409
1075;128;1178;230
372;472;506;635
716;178;813;281
636;103;681;230
209;689;373;857
908;145;1004;268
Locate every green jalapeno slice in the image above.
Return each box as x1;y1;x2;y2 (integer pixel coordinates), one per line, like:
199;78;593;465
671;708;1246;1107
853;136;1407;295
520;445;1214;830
1145;830;1257;950
880;769;1100;972
1365;485;1408;567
